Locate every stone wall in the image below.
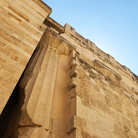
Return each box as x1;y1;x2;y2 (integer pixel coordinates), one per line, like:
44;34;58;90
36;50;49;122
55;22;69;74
0;0;51;113
68;52;138;137
62;24;138;138
0;1;138;138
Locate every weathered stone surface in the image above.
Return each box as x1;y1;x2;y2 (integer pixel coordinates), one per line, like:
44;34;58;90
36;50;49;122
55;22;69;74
0;0;51;114
0;1;138;138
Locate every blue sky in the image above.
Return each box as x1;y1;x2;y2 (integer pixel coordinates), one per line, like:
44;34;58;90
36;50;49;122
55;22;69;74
43;0;138;76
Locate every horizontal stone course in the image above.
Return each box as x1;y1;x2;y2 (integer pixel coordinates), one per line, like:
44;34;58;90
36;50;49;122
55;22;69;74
0;1;138;138
0;0;51;114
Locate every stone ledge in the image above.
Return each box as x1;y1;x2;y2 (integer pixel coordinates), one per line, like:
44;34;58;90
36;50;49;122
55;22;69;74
44;17;64;34
93;60;122;81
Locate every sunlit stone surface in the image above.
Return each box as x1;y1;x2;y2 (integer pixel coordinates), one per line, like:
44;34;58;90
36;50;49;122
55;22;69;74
0;1;137;137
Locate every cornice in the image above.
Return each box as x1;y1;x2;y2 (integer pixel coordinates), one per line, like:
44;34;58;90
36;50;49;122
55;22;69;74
44;17;64;34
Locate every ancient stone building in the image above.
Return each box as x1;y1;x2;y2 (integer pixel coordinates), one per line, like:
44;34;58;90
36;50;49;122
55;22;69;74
0;0;138;138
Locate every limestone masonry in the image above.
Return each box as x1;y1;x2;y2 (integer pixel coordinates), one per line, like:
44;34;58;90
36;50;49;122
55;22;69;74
0;0;138;138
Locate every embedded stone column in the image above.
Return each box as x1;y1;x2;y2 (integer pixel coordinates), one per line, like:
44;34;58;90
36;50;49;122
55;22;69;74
18;47;59;137
17;28;76;137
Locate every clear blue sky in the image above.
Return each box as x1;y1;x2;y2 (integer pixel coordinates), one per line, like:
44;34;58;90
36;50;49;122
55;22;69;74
43;0;138;76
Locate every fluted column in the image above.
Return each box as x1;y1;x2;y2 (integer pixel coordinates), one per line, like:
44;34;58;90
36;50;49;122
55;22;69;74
18;47;59;136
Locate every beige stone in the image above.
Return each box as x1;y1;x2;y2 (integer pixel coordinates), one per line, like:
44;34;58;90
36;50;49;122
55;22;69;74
0;0;51;114
0;1;138;138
